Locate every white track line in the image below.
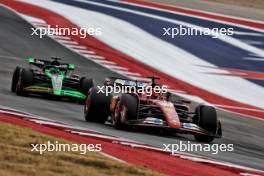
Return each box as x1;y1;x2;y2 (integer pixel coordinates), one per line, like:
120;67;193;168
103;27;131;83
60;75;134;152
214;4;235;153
104;65;129;71
116;70;142;77
241;40;263;45
82;54;105;59
67;44;87;50
93;60;116;65
57;39;79;45
234;32;264;36
77;50;95;54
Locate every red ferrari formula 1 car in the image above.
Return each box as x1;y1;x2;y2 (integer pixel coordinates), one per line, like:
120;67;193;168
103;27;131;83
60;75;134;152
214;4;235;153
84;77;222;142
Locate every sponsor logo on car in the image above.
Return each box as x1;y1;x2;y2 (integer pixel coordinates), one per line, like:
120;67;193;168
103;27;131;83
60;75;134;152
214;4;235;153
143;117;163;125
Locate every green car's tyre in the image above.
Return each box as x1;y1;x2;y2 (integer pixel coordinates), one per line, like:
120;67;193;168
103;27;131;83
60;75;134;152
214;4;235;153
79;77;93;104
80;77;93;95
16;69;33;96
11;66;22;92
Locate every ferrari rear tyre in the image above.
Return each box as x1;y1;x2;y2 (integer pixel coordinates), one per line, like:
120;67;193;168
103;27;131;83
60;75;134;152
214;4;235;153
84;87;111;123
193;105;218;143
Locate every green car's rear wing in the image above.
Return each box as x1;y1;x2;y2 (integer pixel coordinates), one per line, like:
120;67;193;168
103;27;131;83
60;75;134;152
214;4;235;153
27;57;75;71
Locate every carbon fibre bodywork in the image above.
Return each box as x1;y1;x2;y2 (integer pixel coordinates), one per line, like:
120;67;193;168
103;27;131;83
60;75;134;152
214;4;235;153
84;77;222;142
12;57;92;101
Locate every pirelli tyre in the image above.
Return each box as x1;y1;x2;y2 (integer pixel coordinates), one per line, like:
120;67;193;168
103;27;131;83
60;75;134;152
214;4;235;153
79;77;94;104
16;68;33;96
112;94;138;129
193;105;218;143
84;87;111;123
11;66;22;92
79;77;93;94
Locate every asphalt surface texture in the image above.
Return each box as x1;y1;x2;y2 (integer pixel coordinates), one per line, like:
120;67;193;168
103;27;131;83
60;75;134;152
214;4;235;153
0;5;264;170
143;0;264;21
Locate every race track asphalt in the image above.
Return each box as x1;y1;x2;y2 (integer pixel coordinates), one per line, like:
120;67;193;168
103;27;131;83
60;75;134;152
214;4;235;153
143;0;264;21
0;5;263;170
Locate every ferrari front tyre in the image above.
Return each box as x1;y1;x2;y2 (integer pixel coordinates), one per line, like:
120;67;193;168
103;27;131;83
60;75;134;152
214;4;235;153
84;87;111;123
16;69;33;96
112;100;124;129
112;94;138;129
11;66;22;92
193;105;218;143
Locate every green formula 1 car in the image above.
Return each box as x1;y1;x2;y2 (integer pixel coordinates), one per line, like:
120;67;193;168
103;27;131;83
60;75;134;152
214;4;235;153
11;56;93;103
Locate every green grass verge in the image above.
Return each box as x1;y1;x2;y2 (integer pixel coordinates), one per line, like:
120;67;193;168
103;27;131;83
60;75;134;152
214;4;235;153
0;122;163;176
